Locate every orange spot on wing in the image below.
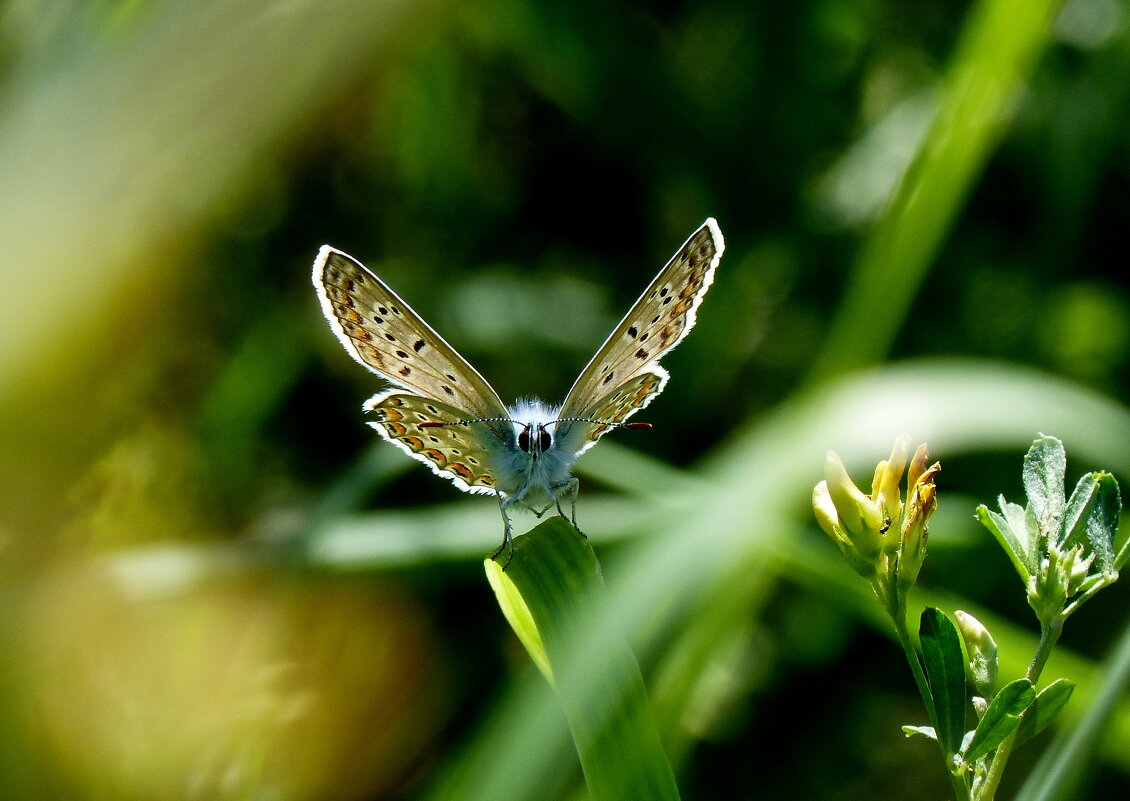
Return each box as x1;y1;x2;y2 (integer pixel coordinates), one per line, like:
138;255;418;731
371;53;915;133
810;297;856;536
450;462;473;480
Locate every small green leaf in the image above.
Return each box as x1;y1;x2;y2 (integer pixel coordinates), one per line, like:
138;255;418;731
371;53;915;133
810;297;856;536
1063;471;1121;571
1015;678;1076;746
902;725;937;740
962;679;1035;763
977;502;1032;580
1023;435;1066;539
1084;473;1120;573
1063;472;1100;549
919;608;968;760
1002;498;1036;558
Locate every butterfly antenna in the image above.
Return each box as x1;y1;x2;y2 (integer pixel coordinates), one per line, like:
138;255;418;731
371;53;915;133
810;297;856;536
419;417;519;428
548;417;653;430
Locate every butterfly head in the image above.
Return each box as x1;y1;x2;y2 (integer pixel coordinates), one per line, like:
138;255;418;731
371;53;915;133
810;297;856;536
507;398;560;461
516;425;553;459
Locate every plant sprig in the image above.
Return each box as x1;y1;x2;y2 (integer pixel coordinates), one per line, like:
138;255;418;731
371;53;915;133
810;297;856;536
813;434;1124;800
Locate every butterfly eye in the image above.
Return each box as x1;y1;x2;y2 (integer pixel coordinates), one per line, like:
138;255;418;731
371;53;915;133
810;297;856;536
538;428;552;453
517;428;531;453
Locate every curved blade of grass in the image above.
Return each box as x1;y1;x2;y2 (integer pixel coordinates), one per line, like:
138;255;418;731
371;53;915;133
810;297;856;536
486;518;680;801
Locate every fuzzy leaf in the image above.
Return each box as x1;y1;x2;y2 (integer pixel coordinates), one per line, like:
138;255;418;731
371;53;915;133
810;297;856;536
1063;472;1100;549
1023;435;1066;541
1063;471;1121;572
919;608;968;759
1084;473;1120;573
962;679;1035;763
977;501;1032;580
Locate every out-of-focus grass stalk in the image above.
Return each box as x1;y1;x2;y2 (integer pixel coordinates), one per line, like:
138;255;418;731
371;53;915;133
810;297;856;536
809;0;1067;381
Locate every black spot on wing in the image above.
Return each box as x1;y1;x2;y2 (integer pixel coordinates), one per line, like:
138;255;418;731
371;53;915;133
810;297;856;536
414;340;426;352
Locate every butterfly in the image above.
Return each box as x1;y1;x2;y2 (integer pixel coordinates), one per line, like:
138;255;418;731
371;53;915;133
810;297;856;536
313;218;724;565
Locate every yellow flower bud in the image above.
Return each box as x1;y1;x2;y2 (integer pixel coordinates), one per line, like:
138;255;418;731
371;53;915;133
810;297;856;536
813;480;879;579
899;453;940;590
812;437;941;595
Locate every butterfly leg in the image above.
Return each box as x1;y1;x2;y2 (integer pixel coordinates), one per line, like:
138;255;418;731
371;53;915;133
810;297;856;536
552;477;584;539
491;492;515;569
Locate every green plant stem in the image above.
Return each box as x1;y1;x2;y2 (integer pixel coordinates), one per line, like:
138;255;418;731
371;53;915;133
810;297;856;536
978;620;1062;800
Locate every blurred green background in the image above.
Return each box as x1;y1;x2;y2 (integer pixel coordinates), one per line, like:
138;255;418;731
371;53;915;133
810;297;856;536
1;0;1128;798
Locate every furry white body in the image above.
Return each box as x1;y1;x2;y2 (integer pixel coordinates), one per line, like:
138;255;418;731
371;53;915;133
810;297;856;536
493;398;576;513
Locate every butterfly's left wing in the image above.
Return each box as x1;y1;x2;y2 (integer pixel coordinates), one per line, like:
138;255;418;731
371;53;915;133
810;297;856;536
313;246;511;423
555;219;724;456
314;246;517;494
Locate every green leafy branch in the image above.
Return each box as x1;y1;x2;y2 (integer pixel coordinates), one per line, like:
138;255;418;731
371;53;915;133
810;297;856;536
813;434;1125;800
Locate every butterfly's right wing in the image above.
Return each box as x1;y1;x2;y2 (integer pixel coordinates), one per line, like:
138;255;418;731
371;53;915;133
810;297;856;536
313;246;510;423
365;391;510;495
553;372;666;458
554;220;723;457
560;219;723;418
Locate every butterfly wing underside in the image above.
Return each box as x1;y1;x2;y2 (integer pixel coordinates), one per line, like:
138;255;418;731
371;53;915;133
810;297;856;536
313;246;514;493
555;219;724;455
365;392;505;495
314;247;510;422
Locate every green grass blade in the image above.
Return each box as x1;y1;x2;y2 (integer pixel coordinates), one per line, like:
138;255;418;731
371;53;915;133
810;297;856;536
487;518;680;801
